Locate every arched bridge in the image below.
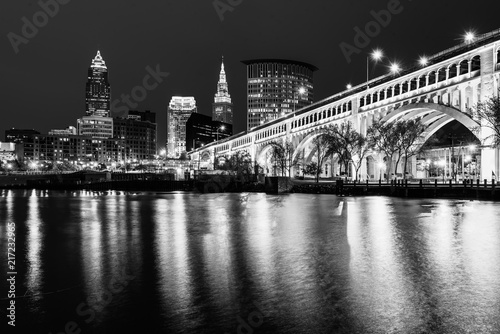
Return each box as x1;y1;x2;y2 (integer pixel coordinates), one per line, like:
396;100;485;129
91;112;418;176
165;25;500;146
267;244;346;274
190;29;500;179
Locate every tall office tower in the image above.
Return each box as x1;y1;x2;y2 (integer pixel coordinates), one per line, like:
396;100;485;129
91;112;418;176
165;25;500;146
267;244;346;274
212;57;234;124
85;50;111;117
242;59;317;130
166;97;197;158
78;50;113;139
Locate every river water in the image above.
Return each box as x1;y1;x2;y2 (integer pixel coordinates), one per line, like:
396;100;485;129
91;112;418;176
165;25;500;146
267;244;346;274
1;190;499;333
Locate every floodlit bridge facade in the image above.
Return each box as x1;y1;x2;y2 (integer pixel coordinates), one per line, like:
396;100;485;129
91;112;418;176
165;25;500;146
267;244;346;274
190;30;500;180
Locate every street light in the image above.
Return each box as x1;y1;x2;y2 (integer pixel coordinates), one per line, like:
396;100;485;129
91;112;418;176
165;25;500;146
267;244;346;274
389;62;401;75
464;31;475;44
425;159;431;178
438;159;446;183
293;86;307;112
377;162;385;181
216;125;225;142
367;49;383;89
419;56;429;67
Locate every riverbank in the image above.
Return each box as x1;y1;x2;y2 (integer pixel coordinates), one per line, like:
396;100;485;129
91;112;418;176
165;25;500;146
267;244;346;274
290;180;500;200
1;173;499;200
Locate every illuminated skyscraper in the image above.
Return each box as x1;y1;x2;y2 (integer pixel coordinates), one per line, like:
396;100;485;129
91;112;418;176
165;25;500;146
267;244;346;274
85;50;111;117
166;97;197;158
78;51;113;139
242;59;317;130
212;57;233;124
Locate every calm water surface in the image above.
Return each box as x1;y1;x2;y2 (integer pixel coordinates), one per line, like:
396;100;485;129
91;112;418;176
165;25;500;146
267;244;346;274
1;190;499;333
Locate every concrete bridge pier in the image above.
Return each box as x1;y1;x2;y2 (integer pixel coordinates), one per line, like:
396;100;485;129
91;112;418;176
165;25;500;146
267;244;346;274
481;147;500;181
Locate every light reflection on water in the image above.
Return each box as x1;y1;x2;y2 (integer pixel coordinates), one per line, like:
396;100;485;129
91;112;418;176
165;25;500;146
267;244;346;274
0;190;499;333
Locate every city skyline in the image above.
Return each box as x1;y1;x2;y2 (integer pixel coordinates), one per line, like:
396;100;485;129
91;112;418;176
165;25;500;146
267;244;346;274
2;2;500;333
3;0;500;152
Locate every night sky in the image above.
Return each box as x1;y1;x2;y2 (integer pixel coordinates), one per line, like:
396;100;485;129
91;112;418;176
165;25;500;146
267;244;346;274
1;0;499;148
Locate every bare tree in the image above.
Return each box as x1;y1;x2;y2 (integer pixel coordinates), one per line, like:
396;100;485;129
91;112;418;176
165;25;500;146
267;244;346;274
268;139;301;177
219;151;254;182
471;89;500;147
328;122;370;180
268;141;287;176
311;133;335;183
367;119;401;179
396;119;429;179
350;134;370;181
303;162;321;179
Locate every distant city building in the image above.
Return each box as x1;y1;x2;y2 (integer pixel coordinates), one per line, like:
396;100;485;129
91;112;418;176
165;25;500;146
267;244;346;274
212;57;233;124
86;50;111;117
19;133;124;164
242;59;317;129
77;115;114;139
7;52;160;165
48;126;77;136
128;110;156;123
0;142;20;162
166;97;197;158
113;112;157;161
5;129;40;144
185;113;232;152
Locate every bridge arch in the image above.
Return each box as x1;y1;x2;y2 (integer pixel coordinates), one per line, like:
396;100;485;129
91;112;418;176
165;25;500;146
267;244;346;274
293;129;331;162
381;102;480;148
255;142;275;162
200;150;212;162
381;102;478;130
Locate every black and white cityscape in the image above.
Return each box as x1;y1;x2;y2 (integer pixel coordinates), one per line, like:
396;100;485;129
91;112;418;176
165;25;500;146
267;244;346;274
1;1;500;333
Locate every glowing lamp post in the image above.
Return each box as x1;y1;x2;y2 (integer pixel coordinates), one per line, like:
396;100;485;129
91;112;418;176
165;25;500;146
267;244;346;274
390;62;401;75
377;162;385;181
425;159;431;179
367;49;383;88
293;87;307;112
216;125;225;142
419;56;429;67
438;160;446;183
464;31;475;44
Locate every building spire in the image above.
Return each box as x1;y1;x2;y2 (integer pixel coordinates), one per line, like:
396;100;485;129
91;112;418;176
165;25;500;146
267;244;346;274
219;56;226;83
213;56;233;123
91;50;107;69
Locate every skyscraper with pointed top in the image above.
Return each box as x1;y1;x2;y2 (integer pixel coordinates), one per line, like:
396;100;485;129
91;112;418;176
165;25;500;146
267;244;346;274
78;51;113;139
85;50;111;117
212;57;233;124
